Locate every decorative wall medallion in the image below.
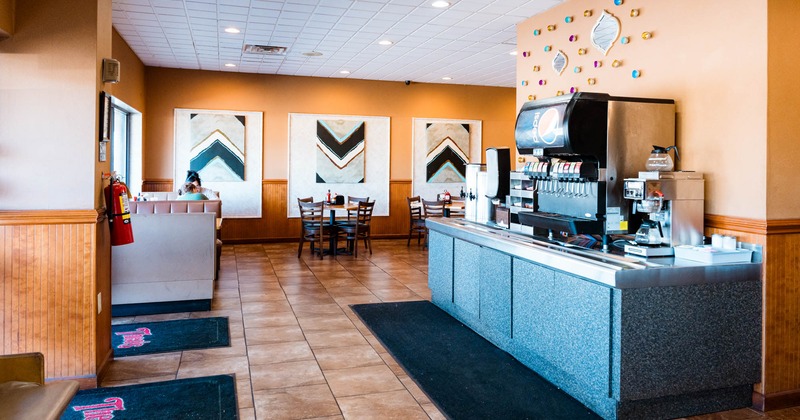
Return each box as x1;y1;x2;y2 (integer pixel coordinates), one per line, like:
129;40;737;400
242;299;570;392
584;10;593;17
547;24;557;31
552;50;568;75
534;29;541;36
528;95;535;101
588;78;597;85
591;10;621;56
632;69;641;78
630;9;640;17
565;16;573;23
642;31;653;40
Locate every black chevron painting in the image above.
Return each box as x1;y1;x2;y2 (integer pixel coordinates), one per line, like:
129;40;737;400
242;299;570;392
316;119;365;184
190;140;244;180
190;114;246;182
425;123;470;183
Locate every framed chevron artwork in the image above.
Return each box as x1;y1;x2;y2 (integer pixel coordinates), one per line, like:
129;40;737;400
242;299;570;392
174;109;263;218
288;113;390;218
316;119;365;183
412;118;482;201
190;114;246;182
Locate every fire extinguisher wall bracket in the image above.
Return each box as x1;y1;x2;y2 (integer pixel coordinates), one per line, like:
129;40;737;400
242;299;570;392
105;177;135;246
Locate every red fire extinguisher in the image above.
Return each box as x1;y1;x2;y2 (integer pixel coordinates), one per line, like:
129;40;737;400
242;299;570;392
105;176;134;246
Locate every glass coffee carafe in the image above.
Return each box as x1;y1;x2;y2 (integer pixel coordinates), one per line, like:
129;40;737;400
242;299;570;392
645;145;680;172
635;219;664;245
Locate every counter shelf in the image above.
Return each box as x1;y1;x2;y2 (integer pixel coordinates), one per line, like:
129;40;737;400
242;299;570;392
426;217;762;420
430;217;760;289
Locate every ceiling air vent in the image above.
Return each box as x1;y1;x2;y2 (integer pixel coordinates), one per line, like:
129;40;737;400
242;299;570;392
243;44;287;55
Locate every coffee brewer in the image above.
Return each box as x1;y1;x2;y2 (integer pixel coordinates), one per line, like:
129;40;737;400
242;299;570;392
622;171;705;257
514;92;676;248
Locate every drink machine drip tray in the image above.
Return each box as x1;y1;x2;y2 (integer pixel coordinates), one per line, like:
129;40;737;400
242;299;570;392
517;211;604;235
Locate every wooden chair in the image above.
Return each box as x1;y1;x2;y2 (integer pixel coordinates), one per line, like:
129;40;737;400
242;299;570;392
421;200;446;250
298;200;335;259
338;201;375;258
422;199;446;218
296;197;315;256
407;196;427;246
341;195;369;223
447;200;465;217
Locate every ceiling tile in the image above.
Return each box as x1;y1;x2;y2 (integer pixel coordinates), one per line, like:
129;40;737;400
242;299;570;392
112;0;563;87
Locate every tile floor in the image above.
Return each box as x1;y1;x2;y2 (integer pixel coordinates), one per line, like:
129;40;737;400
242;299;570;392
105;239;800;420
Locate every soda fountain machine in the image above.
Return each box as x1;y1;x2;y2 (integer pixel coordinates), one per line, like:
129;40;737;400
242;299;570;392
514;92;676;249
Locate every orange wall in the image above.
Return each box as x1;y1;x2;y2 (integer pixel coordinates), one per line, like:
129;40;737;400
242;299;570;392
767;0;800;220
517;0;768;219
0;0;108;210
109;28;146;113
143;68;516;181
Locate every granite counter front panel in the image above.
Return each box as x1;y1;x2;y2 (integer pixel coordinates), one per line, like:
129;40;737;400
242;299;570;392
426;219;761;420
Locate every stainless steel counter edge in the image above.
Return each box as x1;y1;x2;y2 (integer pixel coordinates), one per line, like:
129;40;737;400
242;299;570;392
426;218;762;289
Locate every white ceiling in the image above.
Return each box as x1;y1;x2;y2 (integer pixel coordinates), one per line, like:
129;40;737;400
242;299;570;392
111;0;564;87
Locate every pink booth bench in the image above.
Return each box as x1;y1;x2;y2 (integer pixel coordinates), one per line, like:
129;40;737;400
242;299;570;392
110;198;221;316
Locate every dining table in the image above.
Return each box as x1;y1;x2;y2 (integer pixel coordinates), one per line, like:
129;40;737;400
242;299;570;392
323;202;358;256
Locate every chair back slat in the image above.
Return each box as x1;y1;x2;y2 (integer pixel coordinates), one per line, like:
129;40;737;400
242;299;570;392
356;201;375;225
422;199;445;218
345;196;369;219
407;196;423;220
299;200;325;226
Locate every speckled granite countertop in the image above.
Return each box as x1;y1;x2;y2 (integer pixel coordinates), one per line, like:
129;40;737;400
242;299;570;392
426;218;761;289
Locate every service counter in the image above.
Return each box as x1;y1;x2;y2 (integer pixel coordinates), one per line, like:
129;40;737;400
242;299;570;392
426;218;762;420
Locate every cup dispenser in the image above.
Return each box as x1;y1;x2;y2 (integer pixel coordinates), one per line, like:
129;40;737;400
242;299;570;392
464;163;492;223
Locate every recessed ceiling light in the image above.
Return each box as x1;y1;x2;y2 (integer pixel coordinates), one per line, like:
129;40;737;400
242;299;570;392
378;39;393;46
224;27;240;34
509;51;518;56
224;63;236;67
302;51;323;57
340;70;351;74
432;1;451;8
442;76;452;80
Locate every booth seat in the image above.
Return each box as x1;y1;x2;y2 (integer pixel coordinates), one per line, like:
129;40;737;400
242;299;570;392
111;199;221;316
145;191;219;201
0;353;79;420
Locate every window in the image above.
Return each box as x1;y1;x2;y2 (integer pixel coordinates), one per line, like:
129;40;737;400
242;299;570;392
111;104;130;183
108;96;143;195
